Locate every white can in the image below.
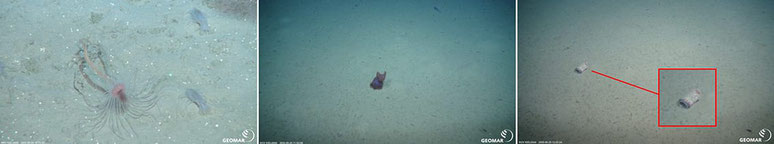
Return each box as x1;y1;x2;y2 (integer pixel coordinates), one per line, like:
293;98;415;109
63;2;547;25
575;62;588;74
678;89;702;108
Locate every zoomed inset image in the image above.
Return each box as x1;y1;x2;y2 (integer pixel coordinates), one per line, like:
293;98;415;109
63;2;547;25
658;68;717;127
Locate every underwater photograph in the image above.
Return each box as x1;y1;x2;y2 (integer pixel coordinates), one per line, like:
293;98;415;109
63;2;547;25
0;0;256;143
10;0;771;143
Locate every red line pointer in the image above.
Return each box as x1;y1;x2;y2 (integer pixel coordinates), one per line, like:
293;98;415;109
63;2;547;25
591;70;659;95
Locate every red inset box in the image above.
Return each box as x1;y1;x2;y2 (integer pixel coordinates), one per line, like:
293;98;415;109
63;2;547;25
657;68;717;128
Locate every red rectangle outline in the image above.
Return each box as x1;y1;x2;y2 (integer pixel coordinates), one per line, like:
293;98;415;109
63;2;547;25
657;68;717;128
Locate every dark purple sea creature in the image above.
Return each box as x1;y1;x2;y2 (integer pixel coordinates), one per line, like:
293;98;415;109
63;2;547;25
370;71;386;90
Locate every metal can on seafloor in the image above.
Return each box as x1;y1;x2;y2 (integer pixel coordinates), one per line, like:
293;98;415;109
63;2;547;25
678;89;701;108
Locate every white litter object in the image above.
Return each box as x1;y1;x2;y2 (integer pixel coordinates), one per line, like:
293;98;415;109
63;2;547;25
679;89;701;108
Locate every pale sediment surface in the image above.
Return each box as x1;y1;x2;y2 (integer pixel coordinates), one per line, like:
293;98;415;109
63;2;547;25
259;0;515;143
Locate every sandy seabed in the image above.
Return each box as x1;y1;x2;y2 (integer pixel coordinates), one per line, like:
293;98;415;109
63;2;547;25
0;0;256;143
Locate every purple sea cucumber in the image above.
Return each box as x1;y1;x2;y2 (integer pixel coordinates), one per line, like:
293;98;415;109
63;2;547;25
370;71;386;90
